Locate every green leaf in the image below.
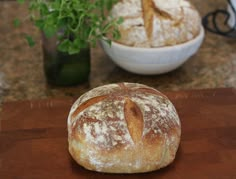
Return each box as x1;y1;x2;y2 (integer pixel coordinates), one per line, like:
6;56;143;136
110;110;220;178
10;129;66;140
34;19;44;30
107;39;112;46
39;3;49;15
13;18;21;27
43;22;57;38
51;1;61;10
68;47;80;55
112;29;121;40
17;0;25;4
117;17;124;24
58;39;71;52
25;35;35;47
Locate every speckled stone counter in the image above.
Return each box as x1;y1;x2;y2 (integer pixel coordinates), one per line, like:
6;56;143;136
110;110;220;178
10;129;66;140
0;0;236;105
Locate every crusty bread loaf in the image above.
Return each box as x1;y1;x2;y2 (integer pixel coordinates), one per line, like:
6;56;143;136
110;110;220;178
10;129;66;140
67;83;181;173
108;0;201;47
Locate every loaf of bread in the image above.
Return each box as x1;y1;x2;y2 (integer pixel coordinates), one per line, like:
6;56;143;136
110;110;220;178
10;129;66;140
67;83;181;173
108;0;201;47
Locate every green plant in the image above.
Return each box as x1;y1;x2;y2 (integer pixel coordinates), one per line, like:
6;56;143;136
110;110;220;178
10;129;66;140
15;0;122;54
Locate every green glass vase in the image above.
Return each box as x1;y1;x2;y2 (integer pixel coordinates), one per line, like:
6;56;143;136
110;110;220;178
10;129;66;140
42;34;90;86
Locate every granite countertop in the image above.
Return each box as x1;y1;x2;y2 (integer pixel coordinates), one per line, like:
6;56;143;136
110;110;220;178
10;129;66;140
0;0;236;104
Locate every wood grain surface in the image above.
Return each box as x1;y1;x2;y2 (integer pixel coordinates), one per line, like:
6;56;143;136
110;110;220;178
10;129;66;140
0;88;236;179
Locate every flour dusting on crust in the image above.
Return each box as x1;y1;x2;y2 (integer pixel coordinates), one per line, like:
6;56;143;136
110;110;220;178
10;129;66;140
68;83;180;150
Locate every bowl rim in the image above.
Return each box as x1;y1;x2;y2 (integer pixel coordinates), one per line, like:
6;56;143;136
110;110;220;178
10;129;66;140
102;25;205;52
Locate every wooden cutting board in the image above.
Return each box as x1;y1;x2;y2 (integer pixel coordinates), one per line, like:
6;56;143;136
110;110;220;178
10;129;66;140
0;88;236;179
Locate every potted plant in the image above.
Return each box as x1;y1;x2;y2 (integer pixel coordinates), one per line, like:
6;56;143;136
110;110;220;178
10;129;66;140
15;0;122;86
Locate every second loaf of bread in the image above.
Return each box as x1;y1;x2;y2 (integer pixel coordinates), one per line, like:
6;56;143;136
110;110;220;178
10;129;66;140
108;0;201;47
67;83;181;173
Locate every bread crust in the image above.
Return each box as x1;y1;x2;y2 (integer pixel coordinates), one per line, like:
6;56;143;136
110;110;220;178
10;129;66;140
68;83;181;173
109;0;201;47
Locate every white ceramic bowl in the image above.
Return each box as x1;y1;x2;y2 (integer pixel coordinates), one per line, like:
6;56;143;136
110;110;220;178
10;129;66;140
227;0;236;29
100;26;205;75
